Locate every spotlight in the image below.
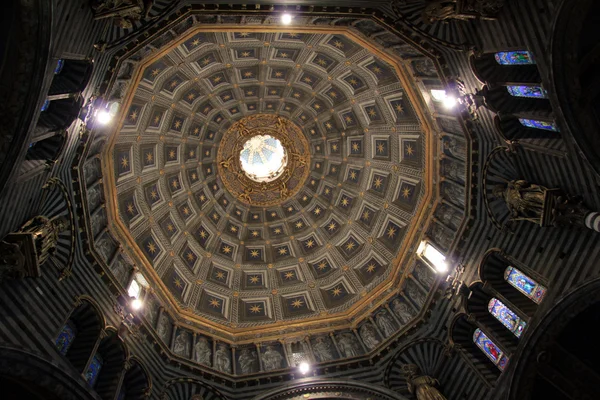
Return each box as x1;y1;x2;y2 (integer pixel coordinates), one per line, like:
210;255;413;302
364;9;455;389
443;96;457;109
281;13;293;25
131;298;143;311
299;362;311;375
96;109;112;125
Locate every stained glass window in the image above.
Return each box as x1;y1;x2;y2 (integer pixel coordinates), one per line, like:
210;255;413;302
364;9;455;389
85;353;103;387
54;59;65;75
488;298;527;338
494;51;535;65
473;328;509;370
41;99;50;112
519;118;559;132
504;266;547;304
55;320;77;355
506;85;547;99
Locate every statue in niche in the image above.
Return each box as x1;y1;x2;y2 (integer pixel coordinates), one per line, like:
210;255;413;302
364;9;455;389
407;283;427;306
360;324;380;350
262;345;284;371
413;59;437;76
336;333;361;358
442;160;463;184
91;211;105;236
401;363;447;400
238;348;258;374
493;180;547;224
144;300;157;324
442;183;464;207
194;337;212;366
18;216;68;267
96;237;113;261
422;0;504;23
91;0;155;29
429;224;451;251
392;298;415;324
438;205;462;231
215;344;231;373
110;258;130;285
83;160;98;183
312;336;334;362
157;316;170;342
415;265;435;288
87;186;102;210
173;331;190;358
376;310;397;338
442;137;466;161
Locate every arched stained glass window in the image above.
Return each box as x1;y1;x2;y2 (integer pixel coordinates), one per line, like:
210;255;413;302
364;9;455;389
488;298;527;338
504;266;547;304
495;51;536;65
55;320;77;355
54;59;65;75
506;85;548;99
85;353;103;387
519;118;559;132
473;328;509;370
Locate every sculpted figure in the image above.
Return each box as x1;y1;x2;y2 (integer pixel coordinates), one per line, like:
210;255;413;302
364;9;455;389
262;345;284;371
392;299;414;324
408;283;427;306
376;311;397;338
312;336;334;362
215;344;231;373
422;0;504;23
157;316;170;342
92;0;155;29
493;180;547;223
360;324;380;350
336;333;360;358
173;331;190;358
19;216;68;266
401;364;447;400
238;348;258;374
194;337;212;366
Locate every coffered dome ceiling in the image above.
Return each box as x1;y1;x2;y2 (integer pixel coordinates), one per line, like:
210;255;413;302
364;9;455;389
97;12;453;352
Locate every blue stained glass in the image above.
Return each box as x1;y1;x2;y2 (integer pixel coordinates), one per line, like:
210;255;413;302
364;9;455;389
85;353;103;387
507;85;547;99
41;99;50;112
495;51;535;65
504;266;547;304
488;298;526;338
473;328;509;370
54;59;65;75
55;321;77;355
519;118;559;132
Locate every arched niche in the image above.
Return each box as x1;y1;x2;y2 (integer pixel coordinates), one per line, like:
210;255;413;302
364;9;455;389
160;377;227;400
384;338;446;395
25;130;67;163
0;345;97;400
34;97;82;138
509;278;600;400
478;249;547;318
48;59;93;97
482;85;552;115
59;299;104;374
469;51;541;86
465;282;523;355
449;314;506;384
252;378;407;400
494;114;561;142
118;358;151;400
91;328;127;400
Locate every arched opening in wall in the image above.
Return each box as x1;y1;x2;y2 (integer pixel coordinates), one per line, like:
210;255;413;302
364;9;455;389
87;329;127;400
483;85;552;116
479;250;547;318
48;59;93;97
494;114;561;142
470;50;541;86
509;279;600;400
57;300;103;374
449;314;507;384
465;283;526;355
35;97;82;138
552;0;600;175
118;358;151;400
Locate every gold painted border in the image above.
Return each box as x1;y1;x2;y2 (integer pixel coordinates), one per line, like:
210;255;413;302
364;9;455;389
102;25;437;343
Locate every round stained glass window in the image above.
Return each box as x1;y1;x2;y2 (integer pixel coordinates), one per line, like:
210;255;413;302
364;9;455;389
239;135;288;182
